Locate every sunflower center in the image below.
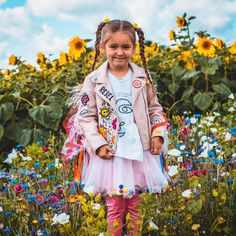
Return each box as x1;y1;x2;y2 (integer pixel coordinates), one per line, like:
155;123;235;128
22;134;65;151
202;41;211;50
75;42;83;49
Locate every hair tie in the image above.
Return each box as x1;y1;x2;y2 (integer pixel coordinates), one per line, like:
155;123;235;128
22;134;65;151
132;22;138;29
103;18;110;23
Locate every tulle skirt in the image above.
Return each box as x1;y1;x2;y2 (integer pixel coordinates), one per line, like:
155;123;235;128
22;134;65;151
81;150;170;198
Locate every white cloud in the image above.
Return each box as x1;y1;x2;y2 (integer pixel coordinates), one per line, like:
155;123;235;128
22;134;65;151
0;6;31;40
0;0;6;5
30;23;67;54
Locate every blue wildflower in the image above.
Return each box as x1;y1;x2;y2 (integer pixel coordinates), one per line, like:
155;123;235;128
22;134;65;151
194;114;201;118
48;163;55;169
34;162;40;167
10;179;18;184
208;150;215;159
16;144;23;149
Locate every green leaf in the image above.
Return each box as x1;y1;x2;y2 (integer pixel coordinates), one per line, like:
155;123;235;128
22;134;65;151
16;129;33;146
0;125;4;141
193;92;213;111
188;16;196;21
168;84;179;95
181;70;201;80
182;86;194;100
187;199;202;214
213;83;231;96
0;102;14;124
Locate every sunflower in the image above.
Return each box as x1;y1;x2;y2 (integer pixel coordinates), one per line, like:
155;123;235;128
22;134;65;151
185;60;196;70
196;37;215;57
9;54;17;65
169;29;176;41
68;36;86;60
182;50;191;61
59;52;68;65
229;41;236;54
37;52;46;64
215;38;224;49
176;16;186;28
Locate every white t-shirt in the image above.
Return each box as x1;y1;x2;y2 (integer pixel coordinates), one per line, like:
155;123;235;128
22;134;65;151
108;69;143;162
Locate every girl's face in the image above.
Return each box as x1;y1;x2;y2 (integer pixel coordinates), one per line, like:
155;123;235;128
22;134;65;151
101;31;135;72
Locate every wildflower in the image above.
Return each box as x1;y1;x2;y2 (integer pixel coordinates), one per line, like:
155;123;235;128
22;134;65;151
212;189;218;197
113;219;119;228
167;148;181;157
9;54;17;65
196;37;215;57
148;221;158;230
51;213;70;225
3;149;18;163
92;203;101;210
192;224;200;230
221;193;226;203
228;93;234;99
0;206;2;212
168;165;178;177
182;189;192;198
176;16;186;28
33;220;38;224
68;36;86;60
218;217;226;224
169;29;176;41
229;41;236;54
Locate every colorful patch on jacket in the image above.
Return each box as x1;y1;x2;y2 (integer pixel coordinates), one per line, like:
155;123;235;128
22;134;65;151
151;115;167;130
98;100;117;148
81;93;89;106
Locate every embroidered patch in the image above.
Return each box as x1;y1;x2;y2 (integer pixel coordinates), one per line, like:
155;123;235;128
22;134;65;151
80;109;90;116
99;86;114;101
132;80;142;88
152;129;162;136
100;107;110;118
81;93;89;106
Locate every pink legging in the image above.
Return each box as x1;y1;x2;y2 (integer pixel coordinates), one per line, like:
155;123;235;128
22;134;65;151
106;195;141;236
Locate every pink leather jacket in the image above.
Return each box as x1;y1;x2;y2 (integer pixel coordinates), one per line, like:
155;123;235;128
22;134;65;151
75;61;167;153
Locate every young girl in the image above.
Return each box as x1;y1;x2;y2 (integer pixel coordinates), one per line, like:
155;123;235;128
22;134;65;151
64;19;169;235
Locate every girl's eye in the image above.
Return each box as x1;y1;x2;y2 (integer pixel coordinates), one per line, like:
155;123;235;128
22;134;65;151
122;45;131;49
109;45;118;49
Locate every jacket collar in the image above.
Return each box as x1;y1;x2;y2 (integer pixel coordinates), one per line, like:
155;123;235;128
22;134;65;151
92;60;147;111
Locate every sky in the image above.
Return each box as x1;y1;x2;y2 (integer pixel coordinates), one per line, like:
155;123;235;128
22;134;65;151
1;0;236;69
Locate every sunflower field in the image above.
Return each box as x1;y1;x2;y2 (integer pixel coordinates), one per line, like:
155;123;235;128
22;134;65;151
0;14;236;235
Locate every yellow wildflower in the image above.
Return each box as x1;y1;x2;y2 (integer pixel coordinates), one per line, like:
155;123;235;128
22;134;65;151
176;16;186;28
212;189;218;197
169;29;176;41
68;36;86;60
221;193;226;203
32;220;38;224
218;217;226;224
191;224;200;230
196;37;215;57
229;41;236;54
9;54;17;65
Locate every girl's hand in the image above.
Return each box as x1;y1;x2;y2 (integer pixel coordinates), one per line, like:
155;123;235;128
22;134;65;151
150;136;163;155
96;145;115;160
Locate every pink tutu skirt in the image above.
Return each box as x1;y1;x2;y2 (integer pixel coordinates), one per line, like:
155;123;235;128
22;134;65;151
81;150;170;198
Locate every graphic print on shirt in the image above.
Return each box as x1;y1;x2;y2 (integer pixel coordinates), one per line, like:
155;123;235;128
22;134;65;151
118;121;125;137
116;98;133;114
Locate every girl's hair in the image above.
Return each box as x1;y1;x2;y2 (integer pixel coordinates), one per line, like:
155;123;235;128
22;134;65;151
91;19;152;84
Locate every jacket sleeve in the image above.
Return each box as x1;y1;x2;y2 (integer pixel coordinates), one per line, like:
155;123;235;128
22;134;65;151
74;76;108;153
146;83;167;140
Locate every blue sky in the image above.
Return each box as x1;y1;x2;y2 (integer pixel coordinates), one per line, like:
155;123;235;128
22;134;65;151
1;0;236;69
